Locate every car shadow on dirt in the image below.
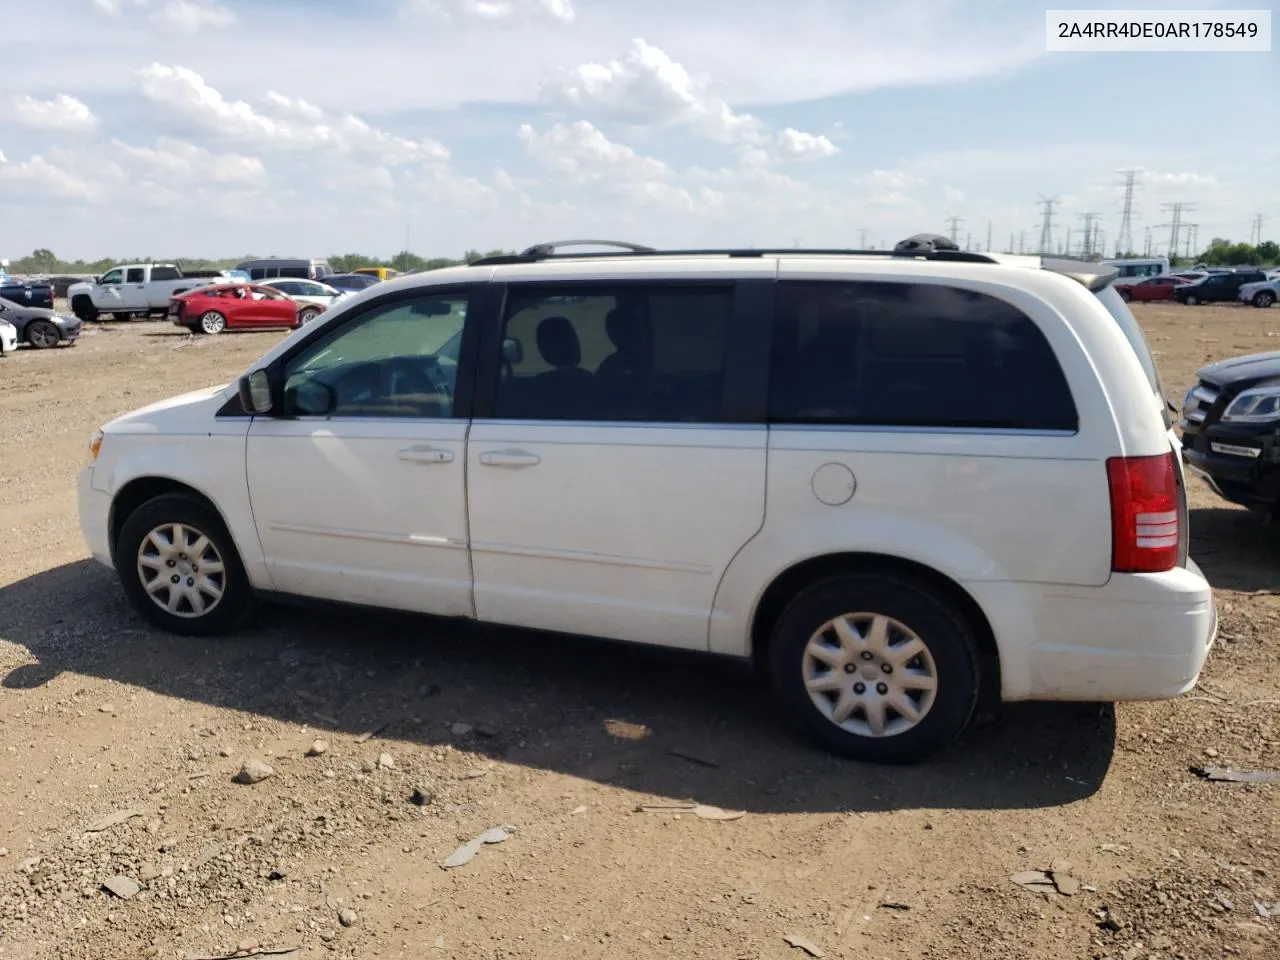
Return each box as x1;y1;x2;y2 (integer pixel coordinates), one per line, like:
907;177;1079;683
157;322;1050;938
0;560;1115;815
1190;506;1280;593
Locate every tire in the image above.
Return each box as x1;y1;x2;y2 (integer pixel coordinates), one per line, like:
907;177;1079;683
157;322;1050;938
1255;291;1276;308
198;311;227;334
112;312;133;322
298;307;320;324
26;319;60;349
115;493;253;636
72;297;99;322
768;573;980;763
1184;295;1199;305
1119;289;1132;302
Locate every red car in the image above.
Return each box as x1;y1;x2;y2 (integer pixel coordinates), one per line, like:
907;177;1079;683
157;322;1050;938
1115;275;1191;303
169;283;301;334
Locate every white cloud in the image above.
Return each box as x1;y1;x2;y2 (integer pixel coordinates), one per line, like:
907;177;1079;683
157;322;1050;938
776;128;839;162
404;0;573;23
0;152;101;203
9;94;99;132
519;121;694;210
943;184;966;203
136;64;449;165
110;137;265;185
90;0;145;13
545;39;764;145
152;0;237;32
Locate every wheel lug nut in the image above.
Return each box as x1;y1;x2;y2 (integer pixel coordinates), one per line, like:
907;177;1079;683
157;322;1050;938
860;651;873;661
853;682;866;694
881;663;893;674
843;663;856;674
187;578;195;586
876;682;888;695
170;574;180;584
166;560;176;567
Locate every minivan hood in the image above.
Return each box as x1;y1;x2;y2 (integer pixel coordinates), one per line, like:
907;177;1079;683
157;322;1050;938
103;383;232;434
1198;351;1280;388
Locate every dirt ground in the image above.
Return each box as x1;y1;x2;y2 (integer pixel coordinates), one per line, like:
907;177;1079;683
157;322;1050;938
0;303;1277;960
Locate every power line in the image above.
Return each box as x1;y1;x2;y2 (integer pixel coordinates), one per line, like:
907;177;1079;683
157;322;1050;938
1036;195;1060;255
1116;169;1141;257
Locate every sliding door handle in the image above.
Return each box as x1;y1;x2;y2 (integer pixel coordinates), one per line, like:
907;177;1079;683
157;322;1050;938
397;445;454;464
478;450;541;468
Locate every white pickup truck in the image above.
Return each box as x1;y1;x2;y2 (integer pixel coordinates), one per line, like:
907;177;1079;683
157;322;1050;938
69;264;231;321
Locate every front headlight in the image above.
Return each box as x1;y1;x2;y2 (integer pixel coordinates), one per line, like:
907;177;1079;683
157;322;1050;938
1221;386;1280;423
89;429;104;461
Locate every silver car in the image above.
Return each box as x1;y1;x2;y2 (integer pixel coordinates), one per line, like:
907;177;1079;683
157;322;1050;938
257;279;350;324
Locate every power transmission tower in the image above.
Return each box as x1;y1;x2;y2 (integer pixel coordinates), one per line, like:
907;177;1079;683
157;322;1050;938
1251;214;1266;247
946;214;964;245
1065;227;1072;256
1037;195;1060;255
859;228;868;248
1078;212;1100;257
1159;202;1193;262
1018;231;1026;254
986;221;993;252
1143;226;1153;257
965;232;973;251
1009;232;1015;254
1116;169;1140;256
1184;224;1200;259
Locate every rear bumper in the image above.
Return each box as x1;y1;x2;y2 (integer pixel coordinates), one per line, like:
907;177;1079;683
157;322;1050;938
78;467;114;570
980;559;1216;702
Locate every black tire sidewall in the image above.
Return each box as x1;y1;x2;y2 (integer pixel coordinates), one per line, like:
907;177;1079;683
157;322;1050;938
115;494;252;636
768;574;980;764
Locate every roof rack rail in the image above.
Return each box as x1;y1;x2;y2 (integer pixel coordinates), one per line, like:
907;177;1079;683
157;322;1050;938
470;239;656;266
470;243;1001;267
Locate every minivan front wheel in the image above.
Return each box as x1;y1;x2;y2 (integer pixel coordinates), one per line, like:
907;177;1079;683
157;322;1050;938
768;573;980;763
116;494;253;636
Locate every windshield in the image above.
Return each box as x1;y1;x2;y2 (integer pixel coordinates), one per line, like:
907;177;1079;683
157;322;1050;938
1095;285;1163;398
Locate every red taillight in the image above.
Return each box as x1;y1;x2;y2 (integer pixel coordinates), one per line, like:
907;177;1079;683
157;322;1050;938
1106;453;1179;573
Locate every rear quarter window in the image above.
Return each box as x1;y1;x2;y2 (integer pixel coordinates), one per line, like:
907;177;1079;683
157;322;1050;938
769;281;1078;431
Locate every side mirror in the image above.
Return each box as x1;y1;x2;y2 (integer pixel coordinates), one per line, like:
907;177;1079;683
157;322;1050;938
238;370;274;415
502;337;523;364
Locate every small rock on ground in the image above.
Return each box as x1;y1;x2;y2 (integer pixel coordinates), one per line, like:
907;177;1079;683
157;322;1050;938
307;739;328;756
338;907;358;927
377;752;395;769
234;757;275;784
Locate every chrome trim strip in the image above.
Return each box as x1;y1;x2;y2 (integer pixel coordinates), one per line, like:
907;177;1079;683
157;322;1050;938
470;539;713;574
266;521;467;549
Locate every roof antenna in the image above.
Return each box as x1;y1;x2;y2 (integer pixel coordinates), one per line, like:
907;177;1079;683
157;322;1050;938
893;233;960;254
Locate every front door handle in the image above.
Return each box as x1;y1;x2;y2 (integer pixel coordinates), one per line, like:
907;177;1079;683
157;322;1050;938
397;445;454;464
478;450;541;468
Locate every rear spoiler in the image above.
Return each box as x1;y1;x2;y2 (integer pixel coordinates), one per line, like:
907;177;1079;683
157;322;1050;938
1040;257;1119;293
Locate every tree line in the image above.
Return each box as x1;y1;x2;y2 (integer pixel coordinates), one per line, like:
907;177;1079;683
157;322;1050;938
2;248;516;276
5;240;1275;277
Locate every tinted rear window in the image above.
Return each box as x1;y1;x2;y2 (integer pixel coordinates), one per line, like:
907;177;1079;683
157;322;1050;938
770;281;1077;431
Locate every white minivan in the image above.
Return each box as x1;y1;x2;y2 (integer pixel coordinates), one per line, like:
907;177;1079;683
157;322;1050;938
78;236;1216;762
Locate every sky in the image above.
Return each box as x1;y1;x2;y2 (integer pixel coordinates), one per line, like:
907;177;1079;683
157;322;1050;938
0;0;1276;262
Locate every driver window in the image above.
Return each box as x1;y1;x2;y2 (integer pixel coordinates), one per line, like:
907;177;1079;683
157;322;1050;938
281;292;470;419
101;270;123;285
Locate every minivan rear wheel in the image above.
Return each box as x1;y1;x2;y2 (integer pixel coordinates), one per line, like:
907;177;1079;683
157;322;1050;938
768;573;980;763
116;493;253;636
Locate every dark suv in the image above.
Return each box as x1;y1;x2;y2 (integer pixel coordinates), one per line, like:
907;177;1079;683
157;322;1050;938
1174;269;1268;305
1181;351;1280;511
